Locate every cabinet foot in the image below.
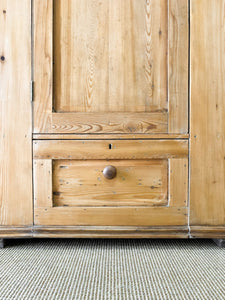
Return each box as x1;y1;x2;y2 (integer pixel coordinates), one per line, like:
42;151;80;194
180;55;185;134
0;239;5;249
213;239;225;248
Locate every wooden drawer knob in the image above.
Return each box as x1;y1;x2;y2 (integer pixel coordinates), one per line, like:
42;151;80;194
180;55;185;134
103;165;117;180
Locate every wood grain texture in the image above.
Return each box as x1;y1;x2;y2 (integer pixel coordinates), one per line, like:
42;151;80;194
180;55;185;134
190;226;225;239
33;160;52;208
33;139;188;227
52;160;168;207
33;140;189;160
54;0;167;113
0;226;188;239
33;133;190;140
0;227;33;238
34;207;187;226
51;112;168;134
190;0;225;226
33;0;53;133
108;0;168;113
168;0;189;133
34;0;188;135
32;226;189;238
0;0;32;225
169;158;188;207
54;0;109;113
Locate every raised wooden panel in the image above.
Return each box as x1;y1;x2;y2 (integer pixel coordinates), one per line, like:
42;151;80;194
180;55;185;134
0;0;32;226
52;160;168;207
33;0;189;134
190;0;225;226
54;0;167;113
33;140;188;226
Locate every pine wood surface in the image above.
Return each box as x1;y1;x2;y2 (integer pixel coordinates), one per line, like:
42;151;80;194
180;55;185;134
33;140;189;160
1;0;225;238
0;226;189;239
33;140;188;226
168;0;189;133
0;0;32;226
54;0;168;113
52;159;169;207
33;134;190;140
33;0;188;134
34;207;188;227
190;0;225;226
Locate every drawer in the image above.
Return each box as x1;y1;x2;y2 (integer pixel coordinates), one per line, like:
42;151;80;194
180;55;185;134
52;159;168;207
33;140;188;226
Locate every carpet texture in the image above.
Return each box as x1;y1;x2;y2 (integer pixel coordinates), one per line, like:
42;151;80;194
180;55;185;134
0;239;225;300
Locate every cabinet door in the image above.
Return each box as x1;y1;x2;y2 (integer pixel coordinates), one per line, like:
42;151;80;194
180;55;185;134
33;0;189;134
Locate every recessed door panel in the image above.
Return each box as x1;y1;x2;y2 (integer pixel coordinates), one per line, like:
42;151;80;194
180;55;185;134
54;0;167;113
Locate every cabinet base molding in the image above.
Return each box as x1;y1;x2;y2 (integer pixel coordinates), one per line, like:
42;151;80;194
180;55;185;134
1;226;225;240
0;227;33;238
190;226;225;238
0;226;188;239
32;226;189;239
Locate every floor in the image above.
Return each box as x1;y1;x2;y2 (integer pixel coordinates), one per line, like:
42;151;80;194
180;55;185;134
0;239;224;300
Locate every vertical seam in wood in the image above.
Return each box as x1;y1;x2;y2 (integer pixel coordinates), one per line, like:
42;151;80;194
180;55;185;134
188;138;191;235
187;0;191;236
52;0;54;112
50;159;53;208
188;0;191;135
168;159;171;207
167;0;170;134
31;0;34;225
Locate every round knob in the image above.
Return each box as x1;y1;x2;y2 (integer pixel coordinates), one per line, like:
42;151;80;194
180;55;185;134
103;165;117;180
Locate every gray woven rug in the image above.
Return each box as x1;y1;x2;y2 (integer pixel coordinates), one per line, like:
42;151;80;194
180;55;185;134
0;239;224;300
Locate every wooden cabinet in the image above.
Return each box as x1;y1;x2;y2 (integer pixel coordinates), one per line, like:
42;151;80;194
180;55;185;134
0;0;225;241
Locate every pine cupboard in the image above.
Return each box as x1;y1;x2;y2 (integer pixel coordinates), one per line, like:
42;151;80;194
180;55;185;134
0;0;225;244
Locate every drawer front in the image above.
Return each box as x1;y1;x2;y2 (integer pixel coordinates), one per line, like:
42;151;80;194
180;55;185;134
53;159;168;207
33;140;188;226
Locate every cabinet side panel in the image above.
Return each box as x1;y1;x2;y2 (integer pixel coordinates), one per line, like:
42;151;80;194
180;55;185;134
0;0;32;225
190;0;225;225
